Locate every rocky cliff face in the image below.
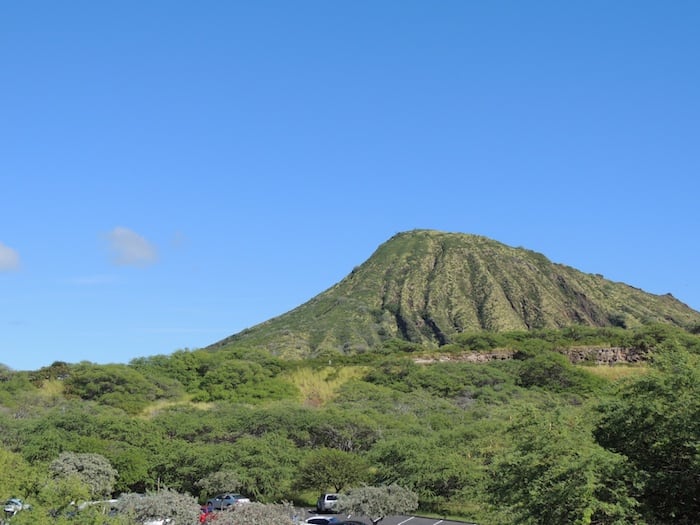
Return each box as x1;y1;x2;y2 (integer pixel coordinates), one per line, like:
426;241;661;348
565;346;647;365
415;346;647;366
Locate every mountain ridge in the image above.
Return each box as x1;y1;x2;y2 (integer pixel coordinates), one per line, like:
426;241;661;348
208;230;700;356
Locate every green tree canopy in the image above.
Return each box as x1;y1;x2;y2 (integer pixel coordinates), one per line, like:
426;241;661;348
370;435;480;512
230;433;299;502
64;363;181;414
196;469;242;499
0;447;38;501
488;406;640;525
296;447;369;492
595;346;700;524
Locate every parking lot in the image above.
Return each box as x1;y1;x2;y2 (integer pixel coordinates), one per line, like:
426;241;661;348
302;510;477;525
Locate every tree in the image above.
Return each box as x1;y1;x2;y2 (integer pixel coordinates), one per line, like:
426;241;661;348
116;488;200;524
305;408;380;452
516;351;603;392
213;502;296;525
229;433;299;502
49;452;117;500
63;363;156;413
148;438;217;495
36;474;92;519
296;448;369;492
0;447;38;501
488;406;640;525
336;484;418;525
196;469;242;499
594;346;700;524
109;445;151;494
194;360;296;403
370;436;479;512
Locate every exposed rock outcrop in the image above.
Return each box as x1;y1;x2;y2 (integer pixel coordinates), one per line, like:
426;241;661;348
414;346;647;366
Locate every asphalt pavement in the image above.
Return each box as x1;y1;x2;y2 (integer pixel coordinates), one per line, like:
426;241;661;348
374;515;477;525
302;510;477;525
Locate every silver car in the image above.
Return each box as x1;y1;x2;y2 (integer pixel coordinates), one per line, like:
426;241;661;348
316;493;339;513
206;493;251;510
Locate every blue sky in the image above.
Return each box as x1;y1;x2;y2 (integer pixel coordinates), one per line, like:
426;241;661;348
2;1;698;371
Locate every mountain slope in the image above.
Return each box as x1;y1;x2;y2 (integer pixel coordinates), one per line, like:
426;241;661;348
209;230;700;357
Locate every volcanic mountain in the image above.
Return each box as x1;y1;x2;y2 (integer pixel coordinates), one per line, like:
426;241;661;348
208;230;700;357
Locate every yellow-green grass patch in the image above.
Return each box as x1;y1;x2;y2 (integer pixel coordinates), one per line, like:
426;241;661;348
285;366;369;407
37;379;65;398
580;363;649;382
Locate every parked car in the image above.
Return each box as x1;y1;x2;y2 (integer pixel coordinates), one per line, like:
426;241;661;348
76;499;119;511
316;493;339;513
4;498;31;516
305;516;341;525
206;493;251;510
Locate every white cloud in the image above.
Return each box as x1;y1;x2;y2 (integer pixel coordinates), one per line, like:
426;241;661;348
106;227;158;266
0;242;20;271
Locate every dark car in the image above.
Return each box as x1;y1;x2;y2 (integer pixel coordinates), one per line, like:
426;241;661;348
305;517;341;525
205;493;251;510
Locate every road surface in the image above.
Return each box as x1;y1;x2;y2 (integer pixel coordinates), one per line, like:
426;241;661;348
303;510;477;525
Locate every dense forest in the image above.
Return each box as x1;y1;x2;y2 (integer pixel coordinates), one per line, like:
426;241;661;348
1;323;698;524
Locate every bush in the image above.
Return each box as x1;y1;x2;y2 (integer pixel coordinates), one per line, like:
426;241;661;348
115;488;200;524
516;352;604;393
213;502;296;525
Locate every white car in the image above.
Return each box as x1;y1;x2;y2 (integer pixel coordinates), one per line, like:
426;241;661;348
315;493;339;513
305;516;341;525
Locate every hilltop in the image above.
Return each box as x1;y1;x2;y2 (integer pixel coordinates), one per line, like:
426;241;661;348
209;230;700;357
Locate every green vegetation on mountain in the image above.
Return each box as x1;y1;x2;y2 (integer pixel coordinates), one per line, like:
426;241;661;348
1;231;699;524
209;230;700;357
